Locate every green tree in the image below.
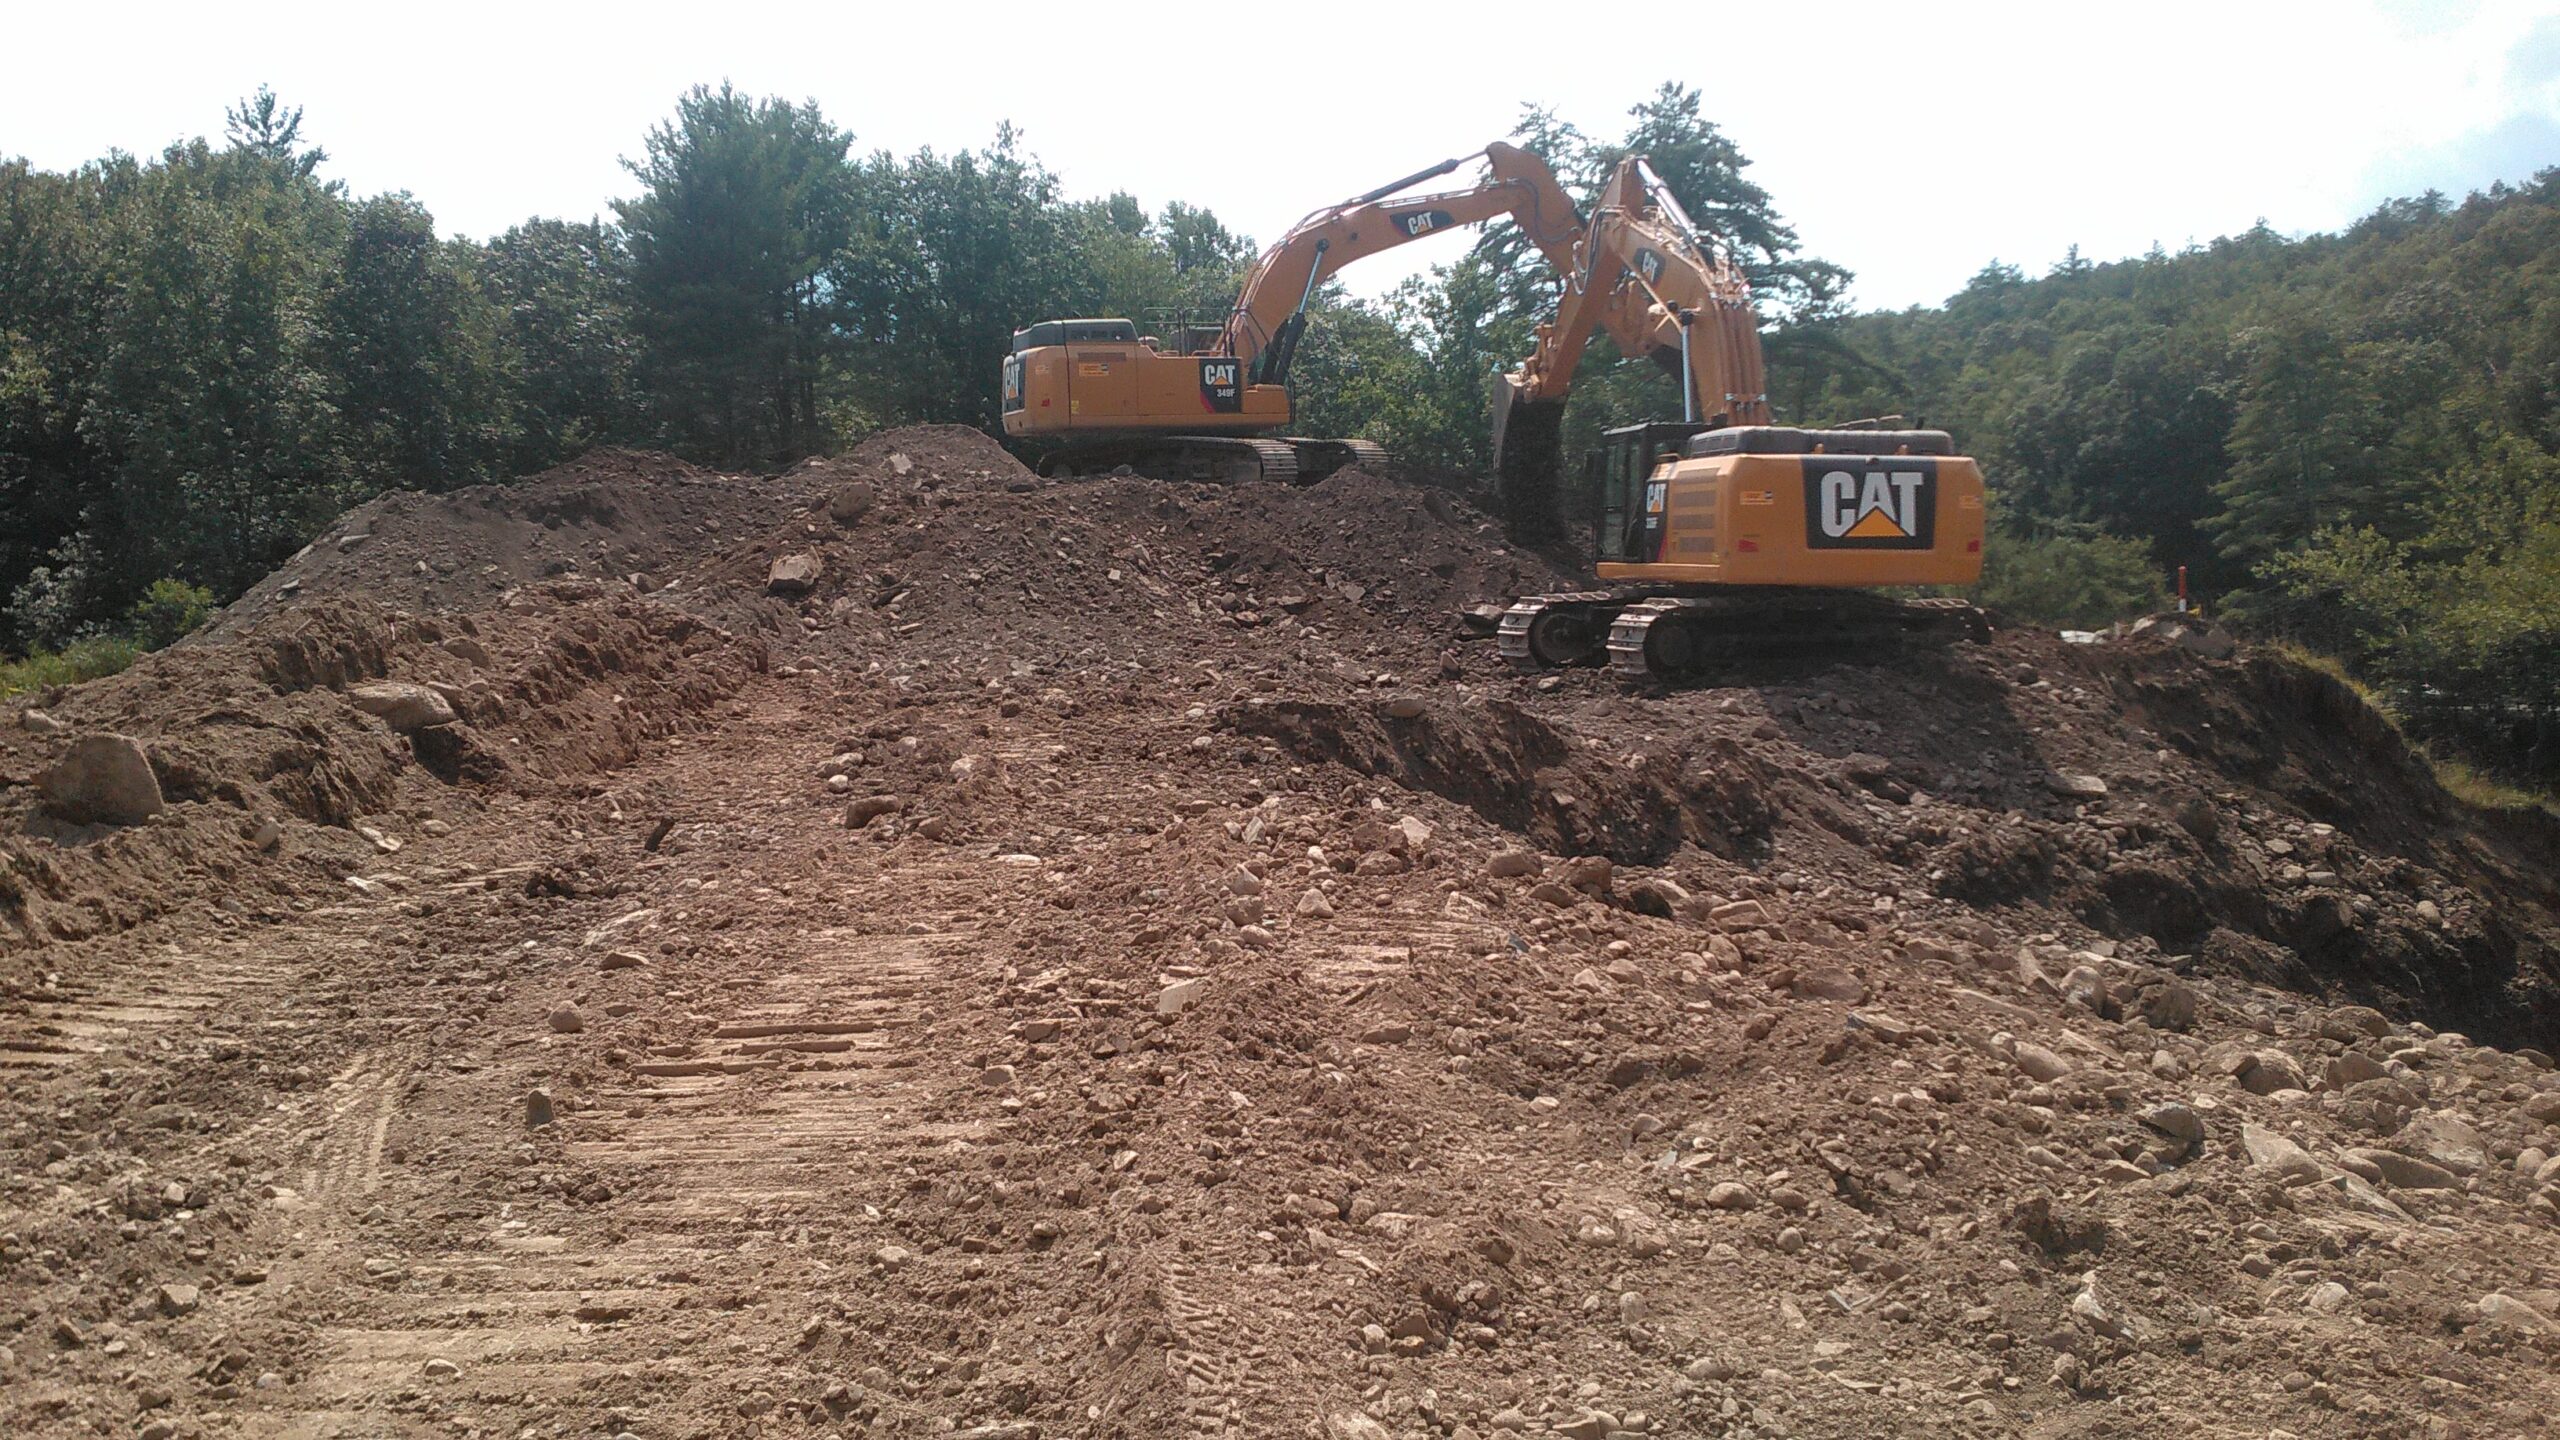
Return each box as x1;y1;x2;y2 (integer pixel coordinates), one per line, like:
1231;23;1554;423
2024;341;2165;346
2208;316;2399;570
1156;200;1254;311
1;91;538;646
834;129;1084;430
617;83;854;466
1974;526;2167;627
0;161;110;634
224;85;327;177
80;131;351;609
2002;323;2233;583
479;218;641;470
326;195;511;495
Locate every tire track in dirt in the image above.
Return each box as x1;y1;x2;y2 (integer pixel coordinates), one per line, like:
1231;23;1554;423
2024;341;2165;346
0;946;289;1070
224;685;1066;1437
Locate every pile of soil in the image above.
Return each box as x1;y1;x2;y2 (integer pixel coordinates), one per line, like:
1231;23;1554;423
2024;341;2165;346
4;425;2558;1440
679;426;1569;686
1;588;760;952
203;448;823;642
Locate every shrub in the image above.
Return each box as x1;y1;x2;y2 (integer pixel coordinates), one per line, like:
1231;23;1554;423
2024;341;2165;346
0;575;211;698
125;578;217;648
1973;528;2167;628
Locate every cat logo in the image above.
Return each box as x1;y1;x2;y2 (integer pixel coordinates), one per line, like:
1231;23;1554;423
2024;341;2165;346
1633;247;1666;287
1198;357;1244;413
1801;459;1936;550
1390;208;1457;239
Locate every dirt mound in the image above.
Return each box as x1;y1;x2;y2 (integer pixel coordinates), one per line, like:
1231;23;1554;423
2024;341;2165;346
0;587;759;955
202;448;822;640
689;449;1568;694
1236;628;2560;1052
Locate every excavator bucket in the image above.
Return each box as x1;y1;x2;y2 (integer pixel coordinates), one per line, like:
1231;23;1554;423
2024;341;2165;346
1490;375;1569;544
1488;371;1528;472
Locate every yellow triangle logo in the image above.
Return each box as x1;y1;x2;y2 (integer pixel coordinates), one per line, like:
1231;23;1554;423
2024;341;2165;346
1844;507;1909;539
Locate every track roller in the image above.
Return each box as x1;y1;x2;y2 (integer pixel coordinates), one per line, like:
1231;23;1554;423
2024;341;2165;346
1496;592;1632;669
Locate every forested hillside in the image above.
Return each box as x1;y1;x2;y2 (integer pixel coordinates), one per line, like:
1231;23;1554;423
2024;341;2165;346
1770;178;2560;781
2;85;2551;781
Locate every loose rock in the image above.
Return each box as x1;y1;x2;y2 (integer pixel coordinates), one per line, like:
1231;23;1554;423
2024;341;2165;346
767;552;823;595
40;734;165;825
346;682;457;733
2013;1042;2072;1082
828;482;876;524
2240;1123;2324;1184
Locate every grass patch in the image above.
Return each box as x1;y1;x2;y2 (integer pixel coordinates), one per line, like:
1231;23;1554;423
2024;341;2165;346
2272;643;2556;814
2271;642;2398;721
2431;758;2557;814
0;635;144;698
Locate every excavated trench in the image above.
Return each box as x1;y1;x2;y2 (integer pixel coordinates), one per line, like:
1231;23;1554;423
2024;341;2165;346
1226;696;1782;866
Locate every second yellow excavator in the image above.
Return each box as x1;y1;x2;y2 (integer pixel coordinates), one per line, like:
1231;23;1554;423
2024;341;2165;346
1000;142;1668;483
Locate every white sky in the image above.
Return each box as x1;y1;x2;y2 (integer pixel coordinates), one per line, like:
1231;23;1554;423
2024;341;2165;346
6;0;2555;312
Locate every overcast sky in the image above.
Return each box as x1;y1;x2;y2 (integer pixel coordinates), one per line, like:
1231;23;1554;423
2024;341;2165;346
7;0;2555;312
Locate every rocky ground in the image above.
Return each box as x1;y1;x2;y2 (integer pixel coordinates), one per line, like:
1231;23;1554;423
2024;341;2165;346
4;428;2559;1440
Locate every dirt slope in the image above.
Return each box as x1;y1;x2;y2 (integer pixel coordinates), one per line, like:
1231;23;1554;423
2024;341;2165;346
4;429;2559;1440
202;449;823;642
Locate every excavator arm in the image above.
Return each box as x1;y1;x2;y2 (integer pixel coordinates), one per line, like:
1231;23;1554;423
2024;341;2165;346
1223;142;1659;386
1484;158;1988;682
1493;157;1772;472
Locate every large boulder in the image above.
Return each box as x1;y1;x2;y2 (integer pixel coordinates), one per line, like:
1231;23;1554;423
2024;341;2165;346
41;734;165;825
2133;976;2199;1032
768;553;823;596
2239;1123;2323;1184
2233;1048;2309;1096
2396;1111;2487;1175
347;682;456;733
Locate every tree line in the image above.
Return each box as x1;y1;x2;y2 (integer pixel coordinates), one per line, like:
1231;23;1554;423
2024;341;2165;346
0;84;1255;653
1;84;2550;782
1768;177;2558;782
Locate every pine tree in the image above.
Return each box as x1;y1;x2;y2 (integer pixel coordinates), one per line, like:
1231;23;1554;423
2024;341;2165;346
616;84;853;466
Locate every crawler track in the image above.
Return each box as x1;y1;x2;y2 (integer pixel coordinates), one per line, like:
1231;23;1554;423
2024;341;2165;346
1037;435;1391;484
1499;588;1987;678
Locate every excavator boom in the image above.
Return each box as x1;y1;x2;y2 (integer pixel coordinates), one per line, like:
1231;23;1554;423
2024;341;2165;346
1493;155;1769;474
1222;142;1586;386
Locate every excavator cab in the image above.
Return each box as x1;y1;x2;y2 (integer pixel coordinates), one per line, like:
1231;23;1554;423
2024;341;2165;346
1590;421;1707;564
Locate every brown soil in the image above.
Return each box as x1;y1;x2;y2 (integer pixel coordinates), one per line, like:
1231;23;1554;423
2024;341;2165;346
4;429;2558;1440
202;448;823;642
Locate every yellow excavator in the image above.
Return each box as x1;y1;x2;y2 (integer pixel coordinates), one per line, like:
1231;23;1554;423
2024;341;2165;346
1488;155;1989;679
1000;142;1672;483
